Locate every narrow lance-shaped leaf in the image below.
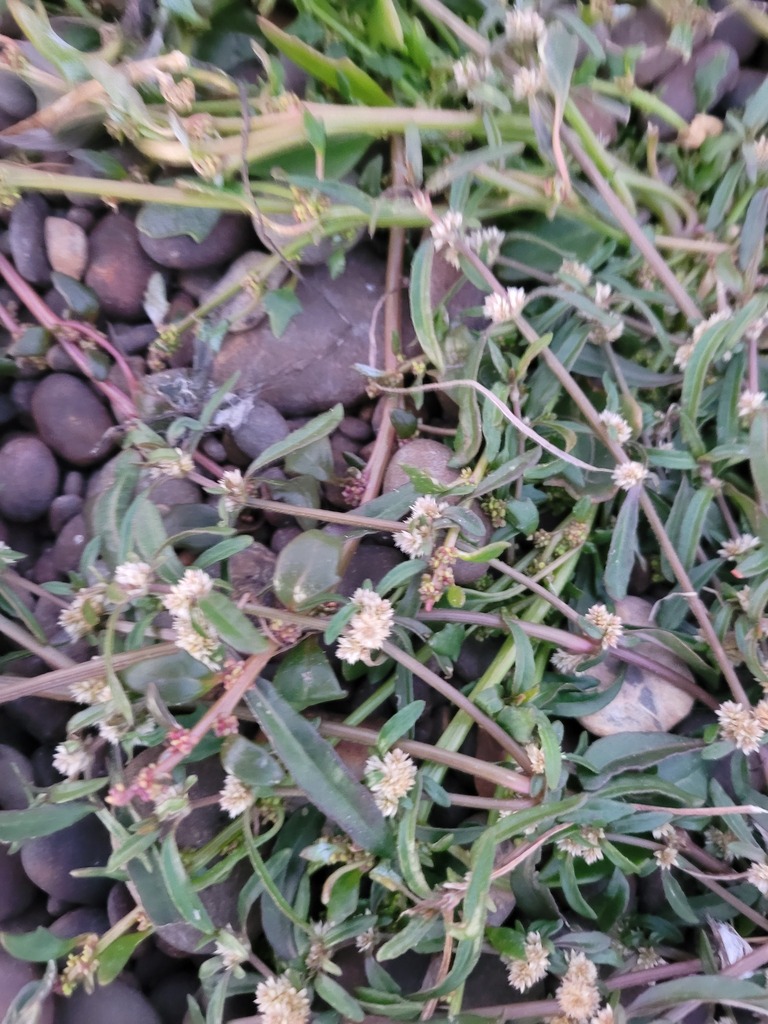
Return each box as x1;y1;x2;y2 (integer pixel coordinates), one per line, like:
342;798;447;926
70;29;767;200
246;681;392;857
246;404;344;475
409;241;445;374
604;487;640;600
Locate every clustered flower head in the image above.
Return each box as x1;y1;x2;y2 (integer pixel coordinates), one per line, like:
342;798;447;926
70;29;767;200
467;226;505;266
452;55;494;97
505;930;550;992
598;410;632;445
611;461;648;491
560;260;592;288
218;468;250;513
53;738;91;779
255;974;311;1024
557;826;605;865
752;135;768;172
505;7;547;46
512;65;545;101
430;209;465;268
149;446;194;479
365;748;418;816
163;569;222;670
674;308;732;370
524;742;547;776
550;650;587;676
737;390;766;420
69;677;112;705
58;585;107;641
746;860;768;894
584;603;623;649
483;287;527;324
114;560;153;600
718;533;760;560
556;951;601;1022
336;588;395;665
716;701;766;754
219;773;254;818
394;495;448;559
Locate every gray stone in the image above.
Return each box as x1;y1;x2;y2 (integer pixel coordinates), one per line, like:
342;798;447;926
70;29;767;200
48;493;83;534
44;217;88;280
85;213;158;320
31;373;114;466
0;70;36;120
0;436;59;522
137;212;251;270
9;196;51;286
0;745;33;809
224;397;290;463
52;513;88;574
55;979;161;1024
228;542;276;600
212;248;386;415
0;846;37;922
0;950;53;1024
383;439;456;493
49;906;110;938
609;9;679;86
21;816;112;905
198;251;288;332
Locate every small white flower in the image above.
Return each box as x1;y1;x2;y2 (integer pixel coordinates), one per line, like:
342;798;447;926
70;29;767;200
114;561;153;600
550;650;587;676
524;743;547;776
394;523;434;558
430;210;464;268
365;748;417;817
255;974;311;1024
173;615;221;670
336;590;395;665
591;1006;614;1024
355;928;377;953
594;282;612;308
718;534;760;560
636;947;665;970
58;586;106;641
52;739;91;778
692;308;731;346
483;287;526;324
97;716;125;745
410;496;448;521
214;937;246;972
673;342;694;370
738;390;766;420
467;227;505;265
69;678;112;705
599;410;632;445
716;700;765;754
585;603;623;649
753;135;768;171
746;861;768;895
512;65;544;101
218;469;250;513
505;930;550;992
611;461;648;491
150;447;194;479
557;827;605;865
654;845;680;871
163;568;214;618
219;774;254;818
556;951;600;1022
505;8;547;44
560;260;592;287
452;55;494;94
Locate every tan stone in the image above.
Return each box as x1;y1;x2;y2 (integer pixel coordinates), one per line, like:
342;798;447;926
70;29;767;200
44;217;88;280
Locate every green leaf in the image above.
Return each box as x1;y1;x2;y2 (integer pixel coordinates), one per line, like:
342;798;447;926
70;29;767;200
87;452;140;569
123;649;213;704
97;931;148;985
739;188;768;290
0;961;56;1024
581;734;700;776
8;0;91;82
661;869;699;924
368;0;405;50
325;867;361;924
409;241;445;374
631;976;768;1016
750;408;768;512
51;273;99;321
0;802;93;843
560;855;597;919
456;541;509;563
315;973;365;1021
604;486;639;600
258;18;393;106
376;914;441;962
378;701;425;751
1;928;78;963
272;530;343;610
198;592;270;654
540;22;578;109
160;835;215;934
245;681;392;857
247;404;343;474
136;204;220;242
262;288;303;338
221;735;285;788
193;536;254;570
273;637;345;709
537;717;562;789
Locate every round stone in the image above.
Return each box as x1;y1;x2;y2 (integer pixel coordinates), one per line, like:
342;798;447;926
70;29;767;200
0;950;53;1024
0;746;33;809
85;213;159;320
225;399;290;463
578;597;696;736
0;846;37;922
137;212;251;270
0;437;58;522
55;979;161;1024
21;816;112;905
31;373;114;466
9;196;51;286
383;439;456;493
44;217;88;280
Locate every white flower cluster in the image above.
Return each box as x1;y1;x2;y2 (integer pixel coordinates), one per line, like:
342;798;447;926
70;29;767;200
336;588;395;666
512;65;544;101
430;209;465;268
560;260;592;288
483;287;527;324
59;585;107;641
452;55;494;95
52;739;91;779
114;561;153;600
584;603;623;649
149;447;195;479
556;950;601;1023
163;569;222;670
365;748;418;817
611;461;648;491
738;390;766;420
255;974;311;1024
746;860;768;894
69;677;112;705
718;533;760;560
673;308;731;370
598;410;632;445
505;8;547;45
505;930;550;992
716;700;768;755
218;773;254;818
218;468;250;513
557;826;605;865
467;226;505;266
394;495;448;559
